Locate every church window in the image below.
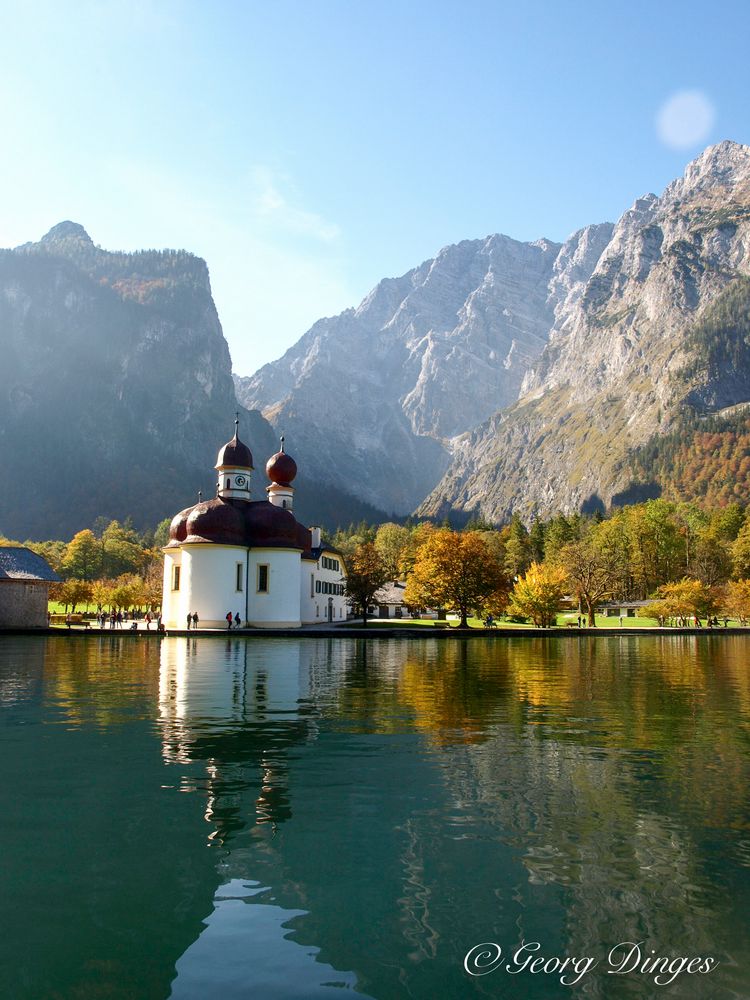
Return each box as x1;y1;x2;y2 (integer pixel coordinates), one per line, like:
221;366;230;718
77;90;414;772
226;478;230;490
236;563;243;591
310;574;314;598
257;564;269;593
172;565;180;591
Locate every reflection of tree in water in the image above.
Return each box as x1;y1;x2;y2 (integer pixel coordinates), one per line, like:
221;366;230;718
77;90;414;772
39;634;162;728
294;636;750;997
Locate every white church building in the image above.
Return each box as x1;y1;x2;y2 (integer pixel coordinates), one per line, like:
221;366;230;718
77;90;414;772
161;422;347;629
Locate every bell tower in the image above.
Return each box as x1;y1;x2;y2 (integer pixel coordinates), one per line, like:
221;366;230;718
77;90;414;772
215;415;254;501
266;436;298;510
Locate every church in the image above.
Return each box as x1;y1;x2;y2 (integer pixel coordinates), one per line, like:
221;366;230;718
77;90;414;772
161;422;347;629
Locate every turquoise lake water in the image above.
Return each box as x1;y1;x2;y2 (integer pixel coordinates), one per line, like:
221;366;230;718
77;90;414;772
1;633;749;999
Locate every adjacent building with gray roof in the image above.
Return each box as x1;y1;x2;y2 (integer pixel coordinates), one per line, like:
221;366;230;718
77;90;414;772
0;547;60;627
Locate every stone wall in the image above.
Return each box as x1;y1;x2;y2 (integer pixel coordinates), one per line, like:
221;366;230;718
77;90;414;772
0;581;49;627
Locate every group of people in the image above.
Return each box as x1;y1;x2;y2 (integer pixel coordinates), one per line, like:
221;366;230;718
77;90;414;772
184;611;243;630
99;610;160;630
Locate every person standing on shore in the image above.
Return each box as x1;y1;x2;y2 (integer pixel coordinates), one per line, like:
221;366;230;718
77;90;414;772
192;612;199;629
234;612;241;629
186;613;192;630
226;611;232;630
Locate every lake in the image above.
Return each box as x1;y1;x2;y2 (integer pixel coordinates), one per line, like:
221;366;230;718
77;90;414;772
1;633;749;999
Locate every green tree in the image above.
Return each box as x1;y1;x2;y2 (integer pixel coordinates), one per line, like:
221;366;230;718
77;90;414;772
374;522;410;581
102;520;144;577
503;514;531;580
344;543;389;627
529;517;546;563
153;518;172;548
543;514;576;564
62;530;103;581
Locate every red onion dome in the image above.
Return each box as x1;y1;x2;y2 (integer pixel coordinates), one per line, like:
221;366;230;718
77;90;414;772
216;432;254;470
266;436;297;485
184;499;246;545
266;450;297;486
168;507;193;545
245;501;302;547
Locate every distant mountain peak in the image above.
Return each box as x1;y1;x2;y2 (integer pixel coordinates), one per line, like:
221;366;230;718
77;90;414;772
672;139;750;198
40;221;93;244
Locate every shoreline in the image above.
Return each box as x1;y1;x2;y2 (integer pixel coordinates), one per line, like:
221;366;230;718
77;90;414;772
2;625;750;640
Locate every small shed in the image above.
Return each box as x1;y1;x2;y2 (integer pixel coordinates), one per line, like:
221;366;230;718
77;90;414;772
373;581;413;619
0;547;61;628
596;600;652;619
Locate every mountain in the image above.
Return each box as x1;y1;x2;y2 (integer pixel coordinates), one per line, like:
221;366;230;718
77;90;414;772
239;140;750;523
234;232;605;513
419;140;750;521
0;223;385;540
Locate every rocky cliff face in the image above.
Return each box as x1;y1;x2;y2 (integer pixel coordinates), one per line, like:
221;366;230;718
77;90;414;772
239;140;750;524
235;233;580;513
419;140;750;521
0;224;383;540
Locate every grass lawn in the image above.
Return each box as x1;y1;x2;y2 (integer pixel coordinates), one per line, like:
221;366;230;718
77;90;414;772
351;613;748;630
48;601;98;615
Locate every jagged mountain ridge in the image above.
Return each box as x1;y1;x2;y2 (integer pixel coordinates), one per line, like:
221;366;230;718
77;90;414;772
235;231;614;513
238;140;750;523
0;223;386;539
420;140;750;521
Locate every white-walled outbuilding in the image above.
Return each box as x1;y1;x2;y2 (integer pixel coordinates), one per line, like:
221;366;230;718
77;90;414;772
161;424;347;629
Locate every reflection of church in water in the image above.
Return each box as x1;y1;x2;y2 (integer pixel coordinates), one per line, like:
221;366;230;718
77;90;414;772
158;637;321;829
161;422;347;629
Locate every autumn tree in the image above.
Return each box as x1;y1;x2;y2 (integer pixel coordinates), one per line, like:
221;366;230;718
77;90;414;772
404;529;510;628
721;579;750;625
731;518;750;578
91;579;115;611
506;562;567;628
644;579;719;626
344;542;389;627
558;530;625;628
50;578;92;613
397;522;436;579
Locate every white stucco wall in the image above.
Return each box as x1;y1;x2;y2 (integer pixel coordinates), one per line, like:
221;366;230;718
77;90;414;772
182;544;249;629
247;548;301;628
161;550;183;628
301;550;347;624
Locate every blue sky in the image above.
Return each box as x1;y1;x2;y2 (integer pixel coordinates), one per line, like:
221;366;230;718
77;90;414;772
0;0;748;375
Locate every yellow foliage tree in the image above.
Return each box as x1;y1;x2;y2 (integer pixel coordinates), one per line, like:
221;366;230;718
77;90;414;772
404;529;509;628
506;562;567;628
643;578;719;626
721;579;750;625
